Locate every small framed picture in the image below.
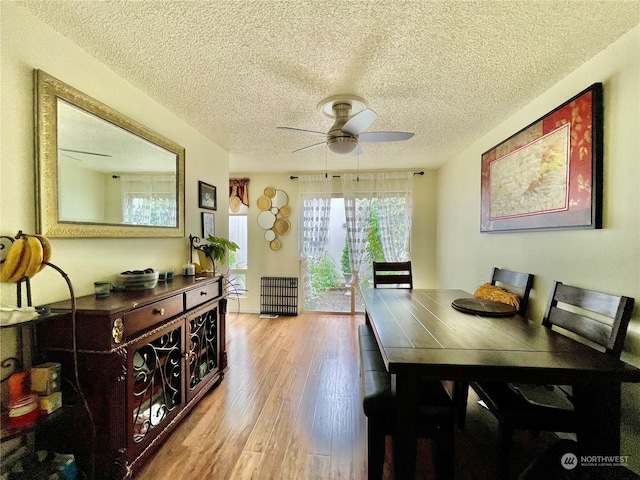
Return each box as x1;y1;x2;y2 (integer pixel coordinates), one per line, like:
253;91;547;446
202;212;215;238
198;181;217;210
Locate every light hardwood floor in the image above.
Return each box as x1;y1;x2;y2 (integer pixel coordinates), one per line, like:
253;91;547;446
134;312;558;480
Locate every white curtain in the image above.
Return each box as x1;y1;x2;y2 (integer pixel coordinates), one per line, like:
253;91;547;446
342;172;413;287
298;174;333;301
342;173;376;287
121;174;176;226
377;171;413;262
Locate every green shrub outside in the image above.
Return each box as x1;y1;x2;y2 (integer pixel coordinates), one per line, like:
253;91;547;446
310;253;341;293
341;239;351;273
366;201;385;263
313;198;403;293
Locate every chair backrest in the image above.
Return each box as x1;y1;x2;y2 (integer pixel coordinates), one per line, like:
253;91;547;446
373;261;413;289
542;281;634;357
490;267;534;316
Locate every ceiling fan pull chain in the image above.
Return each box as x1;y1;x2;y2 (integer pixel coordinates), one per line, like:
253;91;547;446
325;144;328;178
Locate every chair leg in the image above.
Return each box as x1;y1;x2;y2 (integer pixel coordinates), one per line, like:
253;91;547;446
432;425;456;480
367;417;386;480
496;421;514;480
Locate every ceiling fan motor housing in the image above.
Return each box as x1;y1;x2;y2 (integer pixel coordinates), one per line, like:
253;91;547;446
327;103;358;154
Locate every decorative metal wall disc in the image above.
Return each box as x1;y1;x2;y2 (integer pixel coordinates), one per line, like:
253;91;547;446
279;205;291;217
274;218;291;235
257;195;271;210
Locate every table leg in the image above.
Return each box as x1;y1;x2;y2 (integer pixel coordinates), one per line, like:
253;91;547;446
573;382;622;479
393;374;419;480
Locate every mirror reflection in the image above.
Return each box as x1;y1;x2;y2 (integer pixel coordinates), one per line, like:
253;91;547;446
58;101;178;226
36;70;185;237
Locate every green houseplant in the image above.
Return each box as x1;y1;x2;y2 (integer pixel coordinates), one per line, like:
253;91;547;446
199;235;239;276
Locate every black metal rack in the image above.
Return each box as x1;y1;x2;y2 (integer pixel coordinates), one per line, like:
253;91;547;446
260;277;298;316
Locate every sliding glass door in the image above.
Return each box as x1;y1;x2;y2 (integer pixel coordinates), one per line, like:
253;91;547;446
300;171;413;314
303;197;367;314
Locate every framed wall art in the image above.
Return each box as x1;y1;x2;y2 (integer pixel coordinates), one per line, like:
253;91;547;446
202;212;215;238
198;181;217;211
480;83;603;233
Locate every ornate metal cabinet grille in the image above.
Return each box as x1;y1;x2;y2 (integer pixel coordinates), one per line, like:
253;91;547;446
188;306;218;391
131;326;183;444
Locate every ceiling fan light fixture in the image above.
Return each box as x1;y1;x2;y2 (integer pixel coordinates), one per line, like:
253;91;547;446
327;136;358;154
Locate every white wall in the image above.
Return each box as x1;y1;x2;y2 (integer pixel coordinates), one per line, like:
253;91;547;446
58;161;105;222
0;2;229;307
232;170;437;313
436;25;640;471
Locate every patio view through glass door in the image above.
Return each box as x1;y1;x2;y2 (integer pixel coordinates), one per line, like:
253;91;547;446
304;198;359;313
304;197;385;313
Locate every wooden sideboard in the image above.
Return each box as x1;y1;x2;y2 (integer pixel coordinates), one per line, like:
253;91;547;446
37;275;227;479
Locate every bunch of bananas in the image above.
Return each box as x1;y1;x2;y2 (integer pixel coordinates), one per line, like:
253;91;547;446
0;233;52;283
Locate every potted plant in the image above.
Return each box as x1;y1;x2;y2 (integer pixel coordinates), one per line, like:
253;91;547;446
198;235;239;276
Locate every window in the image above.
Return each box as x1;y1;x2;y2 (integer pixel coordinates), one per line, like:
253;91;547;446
228;215;247;296
120;174;176;226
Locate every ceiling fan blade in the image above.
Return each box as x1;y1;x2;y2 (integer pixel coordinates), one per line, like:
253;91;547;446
342;108;378;135
276;126;326;137
292;141;327;153
58;147;112;157
61;153;83;162
358;131;414;143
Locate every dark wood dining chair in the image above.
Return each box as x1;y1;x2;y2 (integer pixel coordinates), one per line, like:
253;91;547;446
366;261;414;327
489;266;534;316
358;324;455;480
372;261;413;289
451;267;534;429
470;281;635;480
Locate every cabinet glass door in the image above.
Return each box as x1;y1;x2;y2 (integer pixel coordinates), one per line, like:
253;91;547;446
128;322;184;453
187;304;219;401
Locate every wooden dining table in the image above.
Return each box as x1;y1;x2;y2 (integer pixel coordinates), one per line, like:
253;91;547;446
361;288;640;480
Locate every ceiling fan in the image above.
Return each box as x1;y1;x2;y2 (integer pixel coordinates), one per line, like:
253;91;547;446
277;95;414;155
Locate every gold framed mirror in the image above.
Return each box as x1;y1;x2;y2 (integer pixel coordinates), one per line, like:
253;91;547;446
35;70;185;237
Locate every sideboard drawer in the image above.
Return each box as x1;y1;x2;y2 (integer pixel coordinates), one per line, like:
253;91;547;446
185;280;221;310
124;294;183;337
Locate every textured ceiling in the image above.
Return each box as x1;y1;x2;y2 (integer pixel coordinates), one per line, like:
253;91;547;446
18;0;640;174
